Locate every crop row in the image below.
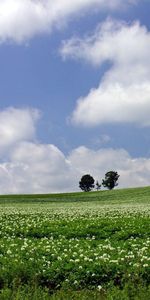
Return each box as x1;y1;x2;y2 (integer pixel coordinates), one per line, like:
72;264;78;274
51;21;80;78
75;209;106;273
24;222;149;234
0;202;149;293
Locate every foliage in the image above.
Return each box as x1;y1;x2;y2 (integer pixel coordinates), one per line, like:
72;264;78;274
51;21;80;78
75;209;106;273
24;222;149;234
79;174;95;192
0;285;150;299
102;171;120;190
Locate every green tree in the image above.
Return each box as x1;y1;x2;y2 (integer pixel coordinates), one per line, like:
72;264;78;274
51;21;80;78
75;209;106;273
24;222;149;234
79;174;95;192
102;171;119;190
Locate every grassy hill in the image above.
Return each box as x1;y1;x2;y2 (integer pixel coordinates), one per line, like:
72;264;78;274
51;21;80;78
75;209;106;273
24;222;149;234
0;185;150;203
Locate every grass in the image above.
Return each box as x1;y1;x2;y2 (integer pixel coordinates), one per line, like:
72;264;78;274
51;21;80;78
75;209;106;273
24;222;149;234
0;186;149;299
0;185;150;203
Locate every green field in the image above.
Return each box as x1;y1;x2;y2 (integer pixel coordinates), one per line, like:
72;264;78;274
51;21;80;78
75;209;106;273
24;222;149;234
0;187;150;299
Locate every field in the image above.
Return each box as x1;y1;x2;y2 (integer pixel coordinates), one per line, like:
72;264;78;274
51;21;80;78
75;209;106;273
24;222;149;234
0;187;150;299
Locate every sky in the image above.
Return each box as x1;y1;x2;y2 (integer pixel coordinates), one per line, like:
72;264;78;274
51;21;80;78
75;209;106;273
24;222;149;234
0;0;150;194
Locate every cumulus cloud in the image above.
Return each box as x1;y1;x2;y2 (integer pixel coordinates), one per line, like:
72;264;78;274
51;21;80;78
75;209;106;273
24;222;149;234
1;142;78;194
0;0;138;43
0;107;78;193
1;142;150;194
60;19;150;127
0;107;39;156
69;146;150;189
0;107;149;194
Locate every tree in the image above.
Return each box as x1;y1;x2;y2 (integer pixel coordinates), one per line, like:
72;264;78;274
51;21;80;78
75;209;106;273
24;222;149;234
79;174;95;192
95;180;101;191
102;171;119;190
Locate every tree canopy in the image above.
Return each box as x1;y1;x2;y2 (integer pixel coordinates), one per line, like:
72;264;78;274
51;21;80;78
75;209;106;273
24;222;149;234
102;171;120;190
79;174;95;192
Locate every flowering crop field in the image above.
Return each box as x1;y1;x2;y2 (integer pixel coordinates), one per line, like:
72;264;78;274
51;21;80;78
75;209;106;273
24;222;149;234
0;187;150;299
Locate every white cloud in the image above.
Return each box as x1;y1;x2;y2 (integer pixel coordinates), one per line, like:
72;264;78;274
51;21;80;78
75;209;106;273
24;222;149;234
0;0;138;43
1;142;150;194
60;19;150;127
0;107;79;193
69;146;150;189
4;142;78;194
0;106;149;194
0;107;39;156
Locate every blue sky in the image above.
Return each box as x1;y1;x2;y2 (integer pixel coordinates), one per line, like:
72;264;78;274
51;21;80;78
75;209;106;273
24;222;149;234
0;0;150;194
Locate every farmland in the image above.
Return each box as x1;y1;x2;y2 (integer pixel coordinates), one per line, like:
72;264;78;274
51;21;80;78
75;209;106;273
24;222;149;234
0;187;150;299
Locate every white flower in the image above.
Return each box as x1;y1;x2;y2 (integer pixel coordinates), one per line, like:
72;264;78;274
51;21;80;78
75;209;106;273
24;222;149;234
143;264;148;267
